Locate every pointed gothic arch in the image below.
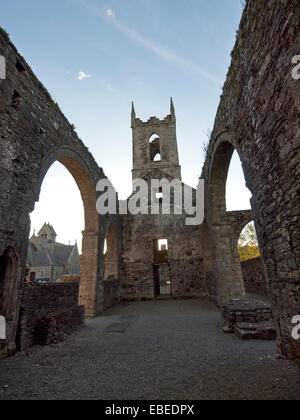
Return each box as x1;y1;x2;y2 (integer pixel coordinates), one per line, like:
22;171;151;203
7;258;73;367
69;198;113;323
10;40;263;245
34;148;101;318
206;136;253;301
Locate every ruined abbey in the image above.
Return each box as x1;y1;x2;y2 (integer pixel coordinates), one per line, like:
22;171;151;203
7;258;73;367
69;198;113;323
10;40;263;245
0;0;299;365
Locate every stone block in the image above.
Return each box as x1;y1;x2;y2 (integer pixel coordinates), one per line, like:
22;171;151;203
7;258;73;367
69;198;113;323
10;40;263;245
234;322;276;341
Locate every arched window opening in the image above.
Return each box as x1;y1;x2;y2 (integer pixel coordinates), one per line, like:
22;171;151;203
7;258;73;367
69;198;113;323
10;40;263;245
29;162;83;285
238;222;269;300
149;134;161;162
238;222;260;262
153;239;171;297
209;141;252;299
158;239;168;251
31;156;99;317
226;150;252;211
149;133;159;143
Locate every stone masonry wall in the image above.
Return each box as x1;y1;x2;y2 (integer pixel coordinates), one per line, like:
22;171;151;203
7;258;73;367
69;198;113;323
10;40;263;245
16;283;85;350
202;0;300;359
241;257;269;298
103;279;121;310
131;104;181;181
121;212;206;300
0;27;122;358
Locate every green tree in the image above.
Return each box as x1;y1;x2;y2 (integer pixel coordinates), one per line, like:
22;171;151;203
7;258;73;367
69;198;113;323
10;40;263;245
238;222;260;261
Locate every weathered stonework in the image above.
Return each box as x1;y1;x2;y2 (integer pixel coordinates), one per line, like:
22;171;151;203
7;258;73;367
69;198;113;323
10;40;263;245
202;0;300;359
234;322;276;341
131;100;181;181
0;0;299;361
222;298;276;341
121;212;206;300
241;257;268;298
0;28;122;358
121;104;207;300
16;283;84;350
221;298;273;331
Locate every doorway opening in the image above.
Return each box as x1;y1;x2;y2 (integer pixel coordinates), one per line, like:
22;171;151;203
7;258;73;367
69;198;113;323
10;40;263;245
153;239;171;297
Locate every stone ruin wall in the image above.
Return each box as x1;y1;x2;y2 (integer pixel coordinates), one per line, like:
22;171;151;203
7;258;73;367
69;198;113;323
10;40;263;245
202;0;300;359
0;0;299;361
241;257;269;298
121;212;206;300
16;283;84;351
0;27;122;358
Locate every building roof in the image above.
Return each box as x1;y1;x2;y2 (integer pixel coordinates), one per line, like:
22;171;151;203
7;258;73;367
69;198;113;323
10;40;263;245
27;224;77;268
37;223;57;239
27;241;75;267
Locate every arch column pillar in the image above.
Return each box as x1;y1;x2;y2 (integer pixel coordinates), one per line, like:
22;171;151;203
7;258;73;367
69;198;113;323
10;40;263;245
211;221;246;302
79;229;99;318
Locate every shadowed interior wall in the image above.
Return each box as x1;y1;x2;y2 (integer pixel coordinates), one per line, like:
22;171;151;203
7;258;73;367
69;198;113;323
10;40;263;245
103;223;121;310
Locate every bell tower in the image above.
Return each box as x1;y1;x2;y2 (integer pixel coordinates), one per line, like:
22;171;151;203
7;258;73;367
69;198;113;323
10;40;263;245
131;99;181;181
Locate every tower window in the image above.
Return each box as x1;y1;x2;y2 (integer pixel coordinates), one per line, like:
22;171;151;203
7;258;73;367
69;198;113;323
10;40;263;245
158;239;168;251
149;134;161;162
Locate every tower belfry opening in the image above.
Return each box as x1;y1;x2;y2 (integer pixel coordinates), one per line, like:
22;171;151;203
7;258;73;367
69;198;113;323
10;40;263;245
131;98;182;181
149;134;161;162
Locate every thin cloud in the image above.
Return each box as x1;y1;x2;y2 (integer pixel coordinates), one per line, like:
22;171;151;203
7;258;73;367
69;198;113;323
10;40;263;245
82;2;220;85
106;8;116;19
78;71;92;81
114;21;219;84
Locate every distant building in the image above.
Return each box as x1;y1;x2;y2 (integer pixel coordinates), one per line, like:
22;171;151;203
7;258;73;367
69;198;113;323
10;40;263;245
27;223;80;283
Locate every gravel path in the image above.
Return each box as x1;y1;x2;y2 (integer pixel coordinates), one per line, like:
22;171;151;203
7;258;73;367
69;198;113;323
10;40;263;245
0;299;299;400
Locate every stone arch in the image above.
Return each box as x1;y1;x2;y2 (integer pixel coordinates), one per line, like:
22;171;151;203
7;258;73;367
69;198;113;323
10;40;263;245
199;0;300;359
208;135;237;215
204;134;255;301
33;147;101;318
149;133;160;143
0;31;123;358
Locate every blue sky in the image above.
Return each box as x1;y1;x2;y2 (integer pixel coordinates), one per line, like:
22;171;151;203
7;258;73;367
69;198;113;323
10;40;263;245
1;0;251;250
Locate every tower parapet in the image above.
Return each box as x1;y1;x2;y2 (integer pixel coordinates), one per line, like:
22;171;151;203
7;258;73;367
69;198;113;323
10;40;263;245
131;99;181;181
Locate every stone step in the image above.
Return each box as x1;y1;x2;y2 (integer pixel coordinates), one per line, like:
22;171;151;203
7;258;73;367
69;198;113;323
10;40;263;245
221;298;273;333
234;322;276;341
